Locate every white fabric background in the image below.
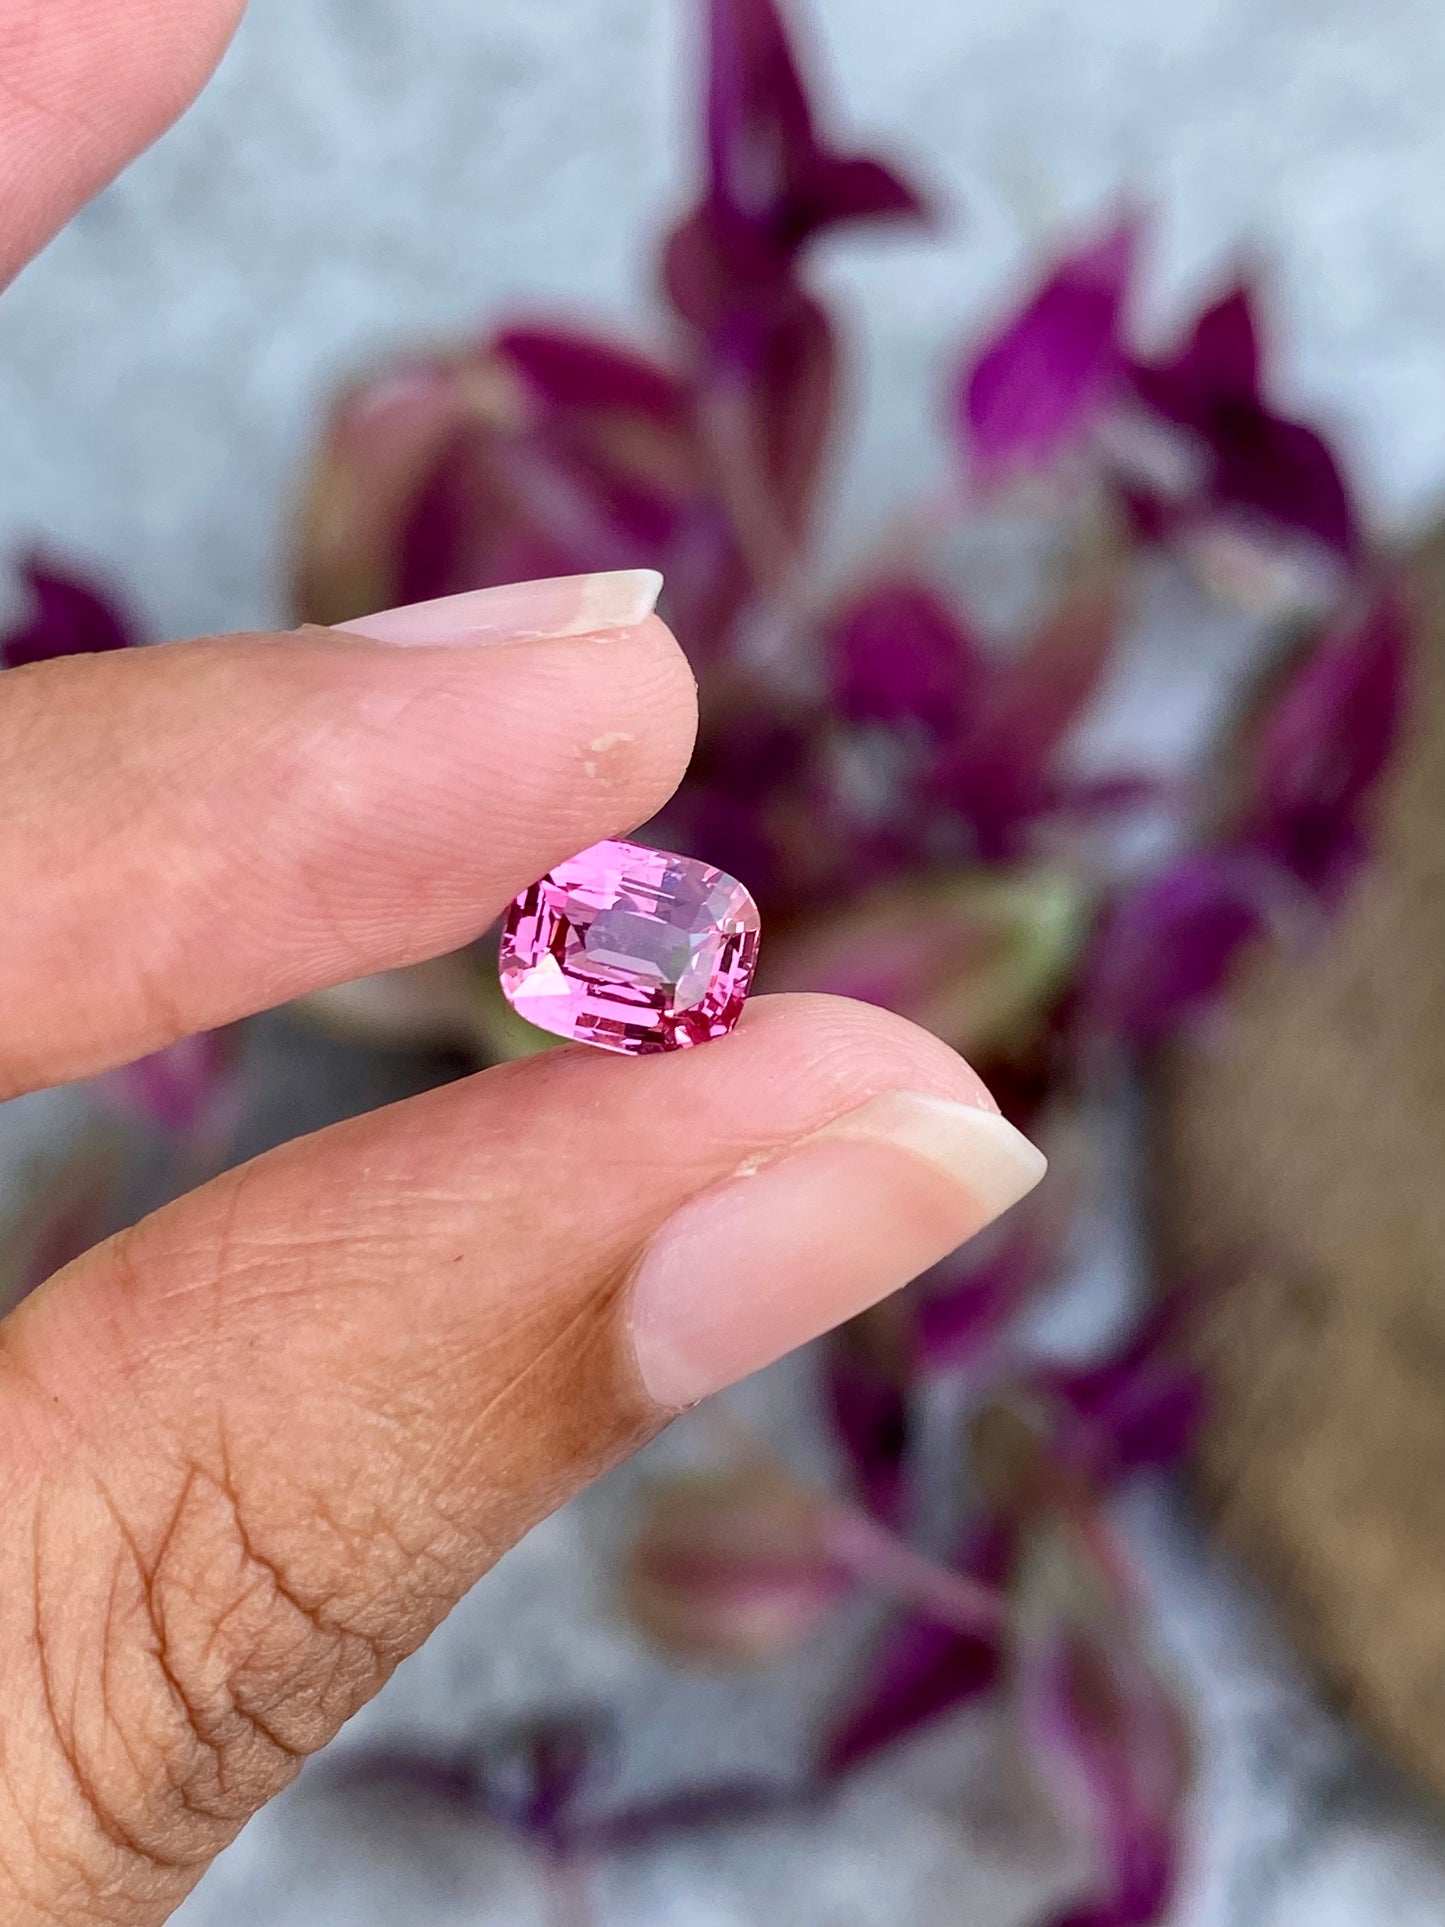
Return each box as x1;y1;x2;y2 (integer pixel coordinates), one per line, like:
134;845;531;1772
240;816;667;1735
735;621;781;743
1;0;1443;1920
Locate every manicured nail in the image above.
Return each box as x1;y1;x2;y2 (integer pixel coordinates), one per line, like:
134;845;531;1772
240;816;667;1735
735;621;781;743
629;1091;1048;1409
337;570;663;646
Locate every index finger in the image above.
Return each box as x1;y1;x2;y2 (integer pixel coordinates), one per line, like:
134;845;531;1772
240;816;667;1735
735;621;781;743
0;0;246;288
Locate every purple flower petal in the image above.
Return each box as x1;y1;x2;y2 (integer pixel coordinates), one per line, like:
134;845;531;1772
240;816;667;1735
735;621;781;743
1212;411;1358;560
1245;589;1406;897
700;286;839;556
1131;281;1360;560
664;0;927;349
696;0;927;272
914;1159;1079;1372
818;1525;1010;1775
823;1306;915;1526
495;326;692;423
826;579;981;736
95;1028;242;1141
956;218;1140;487
1033;1297;1205;1484
1013;1506;1192;1927
1131;283;1261;423
927;554;1122;856
1;555;140;668
1081;852;1271;1048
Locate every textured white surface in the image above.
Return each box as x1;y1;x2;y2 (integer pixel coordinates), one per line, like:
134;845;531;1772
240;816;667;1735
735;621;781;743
1;0;1444;1920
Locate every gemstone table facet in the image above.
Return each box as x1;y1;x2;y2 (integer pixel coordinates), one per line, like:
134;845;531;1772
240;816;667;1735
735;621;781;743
499;839;762;1054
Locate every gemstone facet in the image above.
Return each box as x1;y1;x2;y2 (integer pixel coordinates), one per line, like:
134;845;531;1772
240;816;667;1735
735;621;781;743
499;839;761;1054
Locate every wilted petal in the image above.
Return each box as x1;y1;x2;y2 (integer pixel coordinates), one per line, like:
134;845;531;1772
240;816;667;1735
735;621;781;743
956;219;1140;487
1081;852;1270;1049
1;555;139;667
768;868;1089;1060
826;579;981;736
624;1469;850;1664
1245;589;1406;896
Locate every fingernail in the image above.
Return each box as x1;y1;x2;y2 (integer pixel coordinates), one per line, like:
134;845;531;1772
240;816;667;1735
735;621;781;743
336;569;663;646
629;1091;1048;1409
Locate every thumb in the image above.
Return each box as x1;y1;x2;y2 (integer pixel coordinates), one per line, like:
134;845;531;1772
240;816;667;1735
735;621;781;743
0;994;1042;1924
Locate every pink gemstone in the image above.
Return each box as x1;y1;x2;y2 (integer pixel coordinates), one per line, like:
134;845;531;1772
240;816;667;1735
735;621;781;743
499;838;762;1054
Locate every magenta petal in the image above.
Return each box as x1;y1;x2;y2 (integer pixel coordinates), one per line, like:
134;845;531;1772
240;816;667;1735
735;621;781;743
1131;280;1361;558
672;0;928;326
500;839;761;1054
822;1321;913;1526
1082;852;1270;1048
957;218;1139;486
914;1218;1056;1372
1;555;140;668
827;579;979;736
1021;1615;1189;1927
818;1525;1010;1775
804;152;931;230
1130;282;1262;423
497;326;692;424
1035;1299;1205;1484
97;1029;241;1139
1212;409;1359;559
1248;590;1407;896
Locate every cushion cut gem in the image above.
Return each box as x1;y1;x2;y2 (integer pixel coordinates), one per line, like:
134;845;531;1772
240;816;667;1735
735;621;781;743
499;838;762;1054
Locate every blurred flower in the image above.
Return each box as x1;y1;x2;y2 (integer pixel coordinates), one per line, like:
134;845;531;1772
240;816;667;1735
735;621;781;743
625;1468;851;1663
768;867;1089;1060
274;0;1414;1889
0;553;140;667
972;1388;1192;1927
920;542;1126;859
826;578;979;738
93;1027;243;1144
1028;1298;1205;1488
1239;586;1407;899
822;1299;916;1526
665;0;928;321
295;330;753;661
956;218;1140;489
819;1522;1011;1776
1079;851;1272;1050
1129;281;1360;563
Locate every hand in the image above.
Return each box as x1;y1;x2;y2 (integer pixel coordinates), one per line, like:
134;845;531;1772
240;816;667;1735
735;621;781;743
0;6;1045;1921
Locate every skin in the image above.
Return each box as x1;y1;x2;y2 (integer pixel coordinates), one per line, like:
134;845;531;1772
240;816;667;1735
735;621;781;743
0;6;1003;1920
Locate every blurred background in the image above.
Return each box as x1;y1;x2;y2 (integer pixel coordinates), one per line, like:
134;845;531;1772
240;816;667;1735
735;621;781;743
1;0;1443;1922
